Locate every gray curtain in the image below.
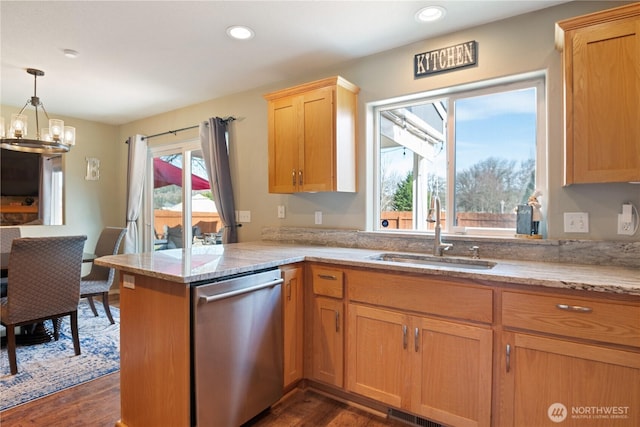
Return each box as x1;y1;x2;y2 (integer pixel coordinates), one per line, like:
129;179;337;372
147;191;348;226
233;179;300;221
124;134;147;253
200;117;238;243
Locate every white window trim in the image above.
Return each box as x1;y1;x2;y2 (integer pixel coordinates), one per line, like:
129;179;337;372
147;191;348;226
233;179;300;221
369;71;548;238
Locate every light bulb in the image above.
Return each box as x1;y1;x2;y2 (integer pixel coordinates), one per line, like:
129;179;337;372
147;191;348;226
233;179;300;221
42;128;53;142
49;119;64;141
11;114;27;138
64;126;76;145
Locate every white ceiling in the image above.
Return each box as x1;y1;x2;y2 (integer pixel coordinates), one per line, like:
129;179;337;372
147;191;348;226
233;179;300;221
1;1;569;126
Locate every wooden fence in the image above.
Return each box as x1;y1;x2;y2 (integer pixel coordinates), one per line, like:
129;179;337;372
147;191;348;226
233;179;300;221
380;211;515;230
154;210;221;237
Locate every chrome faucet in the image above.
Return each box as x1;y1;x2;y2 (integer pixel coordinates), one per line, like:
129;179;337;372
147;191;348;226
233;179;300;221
427;196;452;256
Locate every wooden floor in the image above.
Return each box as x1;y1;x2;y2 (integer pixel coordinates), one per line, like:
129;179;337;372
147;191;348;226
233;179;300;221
0;373;407;427
0;371;121;427
246;389;409;427
1;296;408;427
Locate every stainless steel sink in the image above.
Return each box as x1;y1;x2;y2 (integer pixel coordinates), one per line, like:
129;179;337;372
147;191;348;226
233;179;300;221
368;252;496;270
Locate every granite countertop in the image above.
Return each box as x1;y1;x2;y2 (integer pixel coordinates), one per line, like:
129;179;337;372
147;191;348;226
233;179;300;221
95;241;640;296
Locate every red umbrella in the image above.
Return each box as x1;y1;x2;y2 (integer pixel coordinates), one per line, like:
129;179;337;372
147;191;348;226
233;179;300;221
153;158;210;190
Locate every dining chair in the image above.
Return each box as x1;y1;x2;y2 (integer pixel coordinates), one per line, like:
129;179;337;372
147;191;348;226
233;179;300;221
1;227;21;298
80;227;126;324
0;235;87;375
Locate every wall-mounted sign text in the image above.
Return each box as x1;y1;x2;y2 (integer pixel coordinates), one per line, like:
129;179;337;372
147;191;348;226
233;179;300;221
414;40;477;78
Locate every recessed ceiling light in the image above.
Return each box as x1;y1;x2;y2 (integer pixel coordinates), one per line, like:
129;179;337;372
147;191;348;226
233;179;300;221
415;6;447;23
63;49;79;59
226;25;255;40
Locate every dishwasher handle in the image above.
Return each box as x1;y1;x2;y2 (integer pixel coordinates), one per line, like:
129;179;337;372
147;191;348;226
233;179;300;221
199;278;284;303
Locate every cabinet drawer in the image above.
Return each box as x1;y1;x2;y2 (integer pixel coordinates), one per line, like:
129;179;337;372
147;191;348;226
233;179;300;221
311;266;344;298
502;291;640;347
346;269;493;324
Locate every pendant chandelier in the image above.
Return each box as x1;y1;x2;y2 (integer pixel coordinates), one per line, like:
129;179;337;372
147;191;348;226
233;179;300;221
0;68;76;154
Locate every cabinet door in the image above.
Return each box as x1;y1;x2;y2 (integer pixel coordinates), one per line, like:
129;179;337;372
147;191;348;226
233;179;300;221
282;266;304;388
411;317;493;427
268;95;299;193
504;333;640;427
312;296;344;387
300;86;335;192
569;16;640;183
347;304;410;409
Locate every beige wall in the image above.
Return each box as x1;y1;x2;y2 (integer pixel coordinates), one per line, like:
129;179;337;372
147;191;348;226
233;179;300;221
120;1;638;243
5;1;637;245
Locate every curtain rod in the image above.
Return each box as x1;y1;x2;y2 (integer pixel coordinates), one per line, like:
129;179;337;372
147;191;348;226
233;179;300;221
141;116;236;141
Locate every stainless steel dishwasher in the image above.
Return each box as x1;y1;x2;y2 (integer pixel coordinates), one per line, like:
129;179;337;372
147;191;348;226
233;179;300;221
192;268;284;427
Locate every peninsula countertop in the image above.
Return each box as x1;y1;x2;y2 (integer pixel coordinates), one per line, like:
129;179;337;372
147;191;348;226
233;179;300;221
95;241;640;296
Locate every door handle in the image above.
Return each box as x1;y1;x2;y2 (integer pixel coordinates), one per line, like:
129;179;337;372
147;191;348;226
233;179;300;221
200;278;284;303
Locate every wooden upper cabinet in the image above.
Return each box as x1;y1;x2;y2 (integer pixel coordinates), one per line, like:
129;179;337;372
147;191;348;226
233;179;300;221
556;4;640;184
264;76;359;193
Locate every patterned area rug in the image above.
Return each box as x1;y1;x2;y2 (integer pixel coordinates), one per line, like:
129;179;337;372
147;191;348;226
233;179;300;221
0;301;120;411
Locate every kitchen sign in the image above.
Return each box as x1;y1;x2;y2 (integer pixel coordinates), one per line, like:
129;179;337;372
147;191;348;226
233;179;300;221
414;40;477;78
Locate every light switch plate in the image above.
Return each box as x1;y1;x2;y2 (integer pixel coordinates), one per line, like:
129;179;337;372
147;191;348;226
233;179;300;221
564;212;589;233
238;210;251;223
315;211;322;225
277;205;285;219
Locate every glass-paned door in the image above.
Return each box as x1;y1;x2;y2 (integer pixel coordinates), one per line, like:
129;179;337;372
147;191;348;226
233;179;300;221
144;141;219;252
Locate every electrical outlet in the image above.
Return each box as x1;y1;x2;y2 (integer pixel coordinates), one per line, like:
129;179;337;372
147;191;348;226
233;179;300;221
618;214;634;235
314;211;322;225
277;205;285;219
564;212;589;233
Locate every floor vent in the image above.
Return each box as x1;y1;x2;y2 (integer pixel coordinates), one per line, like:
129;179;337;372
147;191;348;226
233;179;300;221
388;408;444;427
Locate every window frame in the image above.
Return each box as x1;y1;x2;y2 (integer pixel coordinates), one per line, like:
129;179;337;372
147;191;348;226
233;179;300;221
370;71;547;237
143;139;202;252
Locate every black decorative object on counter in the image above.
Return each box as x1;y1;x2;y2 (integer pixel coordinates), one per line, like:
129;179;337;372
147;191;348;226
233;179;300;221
516;204;533;236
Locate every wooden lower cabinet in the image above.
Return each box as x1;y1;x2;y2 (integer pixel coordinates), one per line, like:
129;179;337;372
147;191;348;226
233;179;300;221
347;303;493;427
346;304;407;407
282;265;304;388
311;296;344;387
500;332;640;427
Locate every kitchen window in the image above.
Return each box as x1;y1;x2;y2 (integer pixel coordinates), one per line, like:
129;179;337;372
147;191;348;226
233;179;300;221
373;73;546;236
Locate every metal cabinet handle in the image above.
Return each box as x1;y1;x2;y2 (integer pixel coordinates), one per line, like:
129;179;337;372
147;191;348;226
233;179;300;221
335;311;340;333
286;282;292;301
414;327;419;352
506;344;511;373
298;170;303;186
556;304;593;313
318;274;337;280
292;169;296;186
402;325;408;349
200;278;284;303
